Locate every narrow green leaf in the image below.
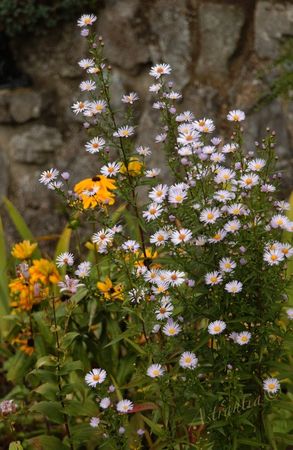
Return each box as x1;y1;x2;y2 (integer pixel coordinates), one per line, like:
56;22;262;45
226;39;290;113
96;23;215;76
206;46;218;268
9;443;23;450
0;216;9;314
3;197;41;257
54;225;72;275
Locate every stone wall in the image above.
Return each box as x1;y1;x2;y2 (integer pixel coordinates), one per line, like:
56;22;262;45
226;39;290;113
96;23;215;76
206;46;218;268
1;0;293;242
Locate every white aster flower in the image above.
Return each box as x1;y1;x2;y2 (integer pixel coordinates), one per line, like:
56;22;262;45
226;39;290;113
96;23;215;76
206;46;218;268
248;158;266;172
166;270;185;286
71;100;91;114
263;249;284;265
113;125;134;138
168;187;188;204
179;352;198;369
194;118;215;133
122;92;139;104
176;111;194;122
136;146;151;156
155;300;174;320
149;83;162;93
90;417;100;428
171;229;192;245
214;168;236;184
208;320;226;335
261;183;276;192
79;80;96;91
85;368;107;387
75;261;91;278
92;229;114;246
227;109;245;122
100;397;111;409
78;58;94;69
166;91;182;100
155;133;167;143
116;399;133;413
274;200;290;212
86;100;107;116
263;378;280;394
213;190;235;203
222;143;238;153
286;308;293;319
121;240;140;252
177;130;200;146
77;14;97;27
227;203;247;216
39;168;59;185
210;152;226;163
225;280;243;293
270;215;289;230
149;63;171;79
162;319;181;336
150;230;169;246
101;162;121;177
147;363;164;378
239;173;259;189
143;203;163;221
205;271;223;286
200;207;221;225
145;168;161;178
208;229;227;243
149;184;168;203
85;137;105;154
48;181;63;190
236;331;251;345
224;219;241;233
56;252;74;268
219;258;236;273
278;243;293;258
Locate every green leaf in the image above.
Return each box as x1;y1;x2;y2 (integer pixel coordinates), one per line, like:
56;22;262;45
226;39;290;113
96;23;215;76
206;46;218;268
61;332;80;349
30;401;64;424
59;360;83;375
0;215;9;315
35;355;57;369
6;350;34;383
54;225;72;275
3;197;41;257
141;414;164;436
27;435;68;450
70;287;88;305
34;382;58;401
9;443;23;450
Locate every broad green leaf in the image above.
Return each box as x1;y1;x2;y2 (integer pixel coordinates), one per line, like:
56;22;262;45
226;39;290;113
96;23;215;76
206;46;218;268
34;382;58;401
35;355;57;369
70;287;88;305
6;350;34;383
59;360;83;375
61;332;80;349
30;401;64;424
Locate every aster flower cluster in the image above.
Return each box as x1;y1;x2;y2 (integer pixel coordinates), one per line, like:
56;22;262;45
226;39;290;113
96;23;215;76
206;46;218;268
3;13;292;450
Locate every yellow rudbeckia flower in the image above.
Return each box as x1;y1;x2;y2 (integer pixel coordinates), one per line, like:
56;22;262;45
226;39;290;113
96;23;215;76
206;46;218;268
74;174;116;209
97;277;124;301
11;240;38;260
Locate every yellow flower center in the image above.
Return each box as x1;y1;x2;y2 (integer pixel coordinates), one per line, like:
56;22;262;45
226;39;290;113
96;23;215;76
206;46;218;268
214;325;221;332
93;374;100;381
268;383;275;390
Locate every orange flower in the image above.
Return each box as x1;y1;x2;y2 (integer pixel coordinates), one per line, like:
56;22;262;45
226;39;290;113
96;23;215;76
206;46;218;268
12;333;34;356
97;277;124;301
74;174;116;209
11;240;37;260
29;259;60;285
